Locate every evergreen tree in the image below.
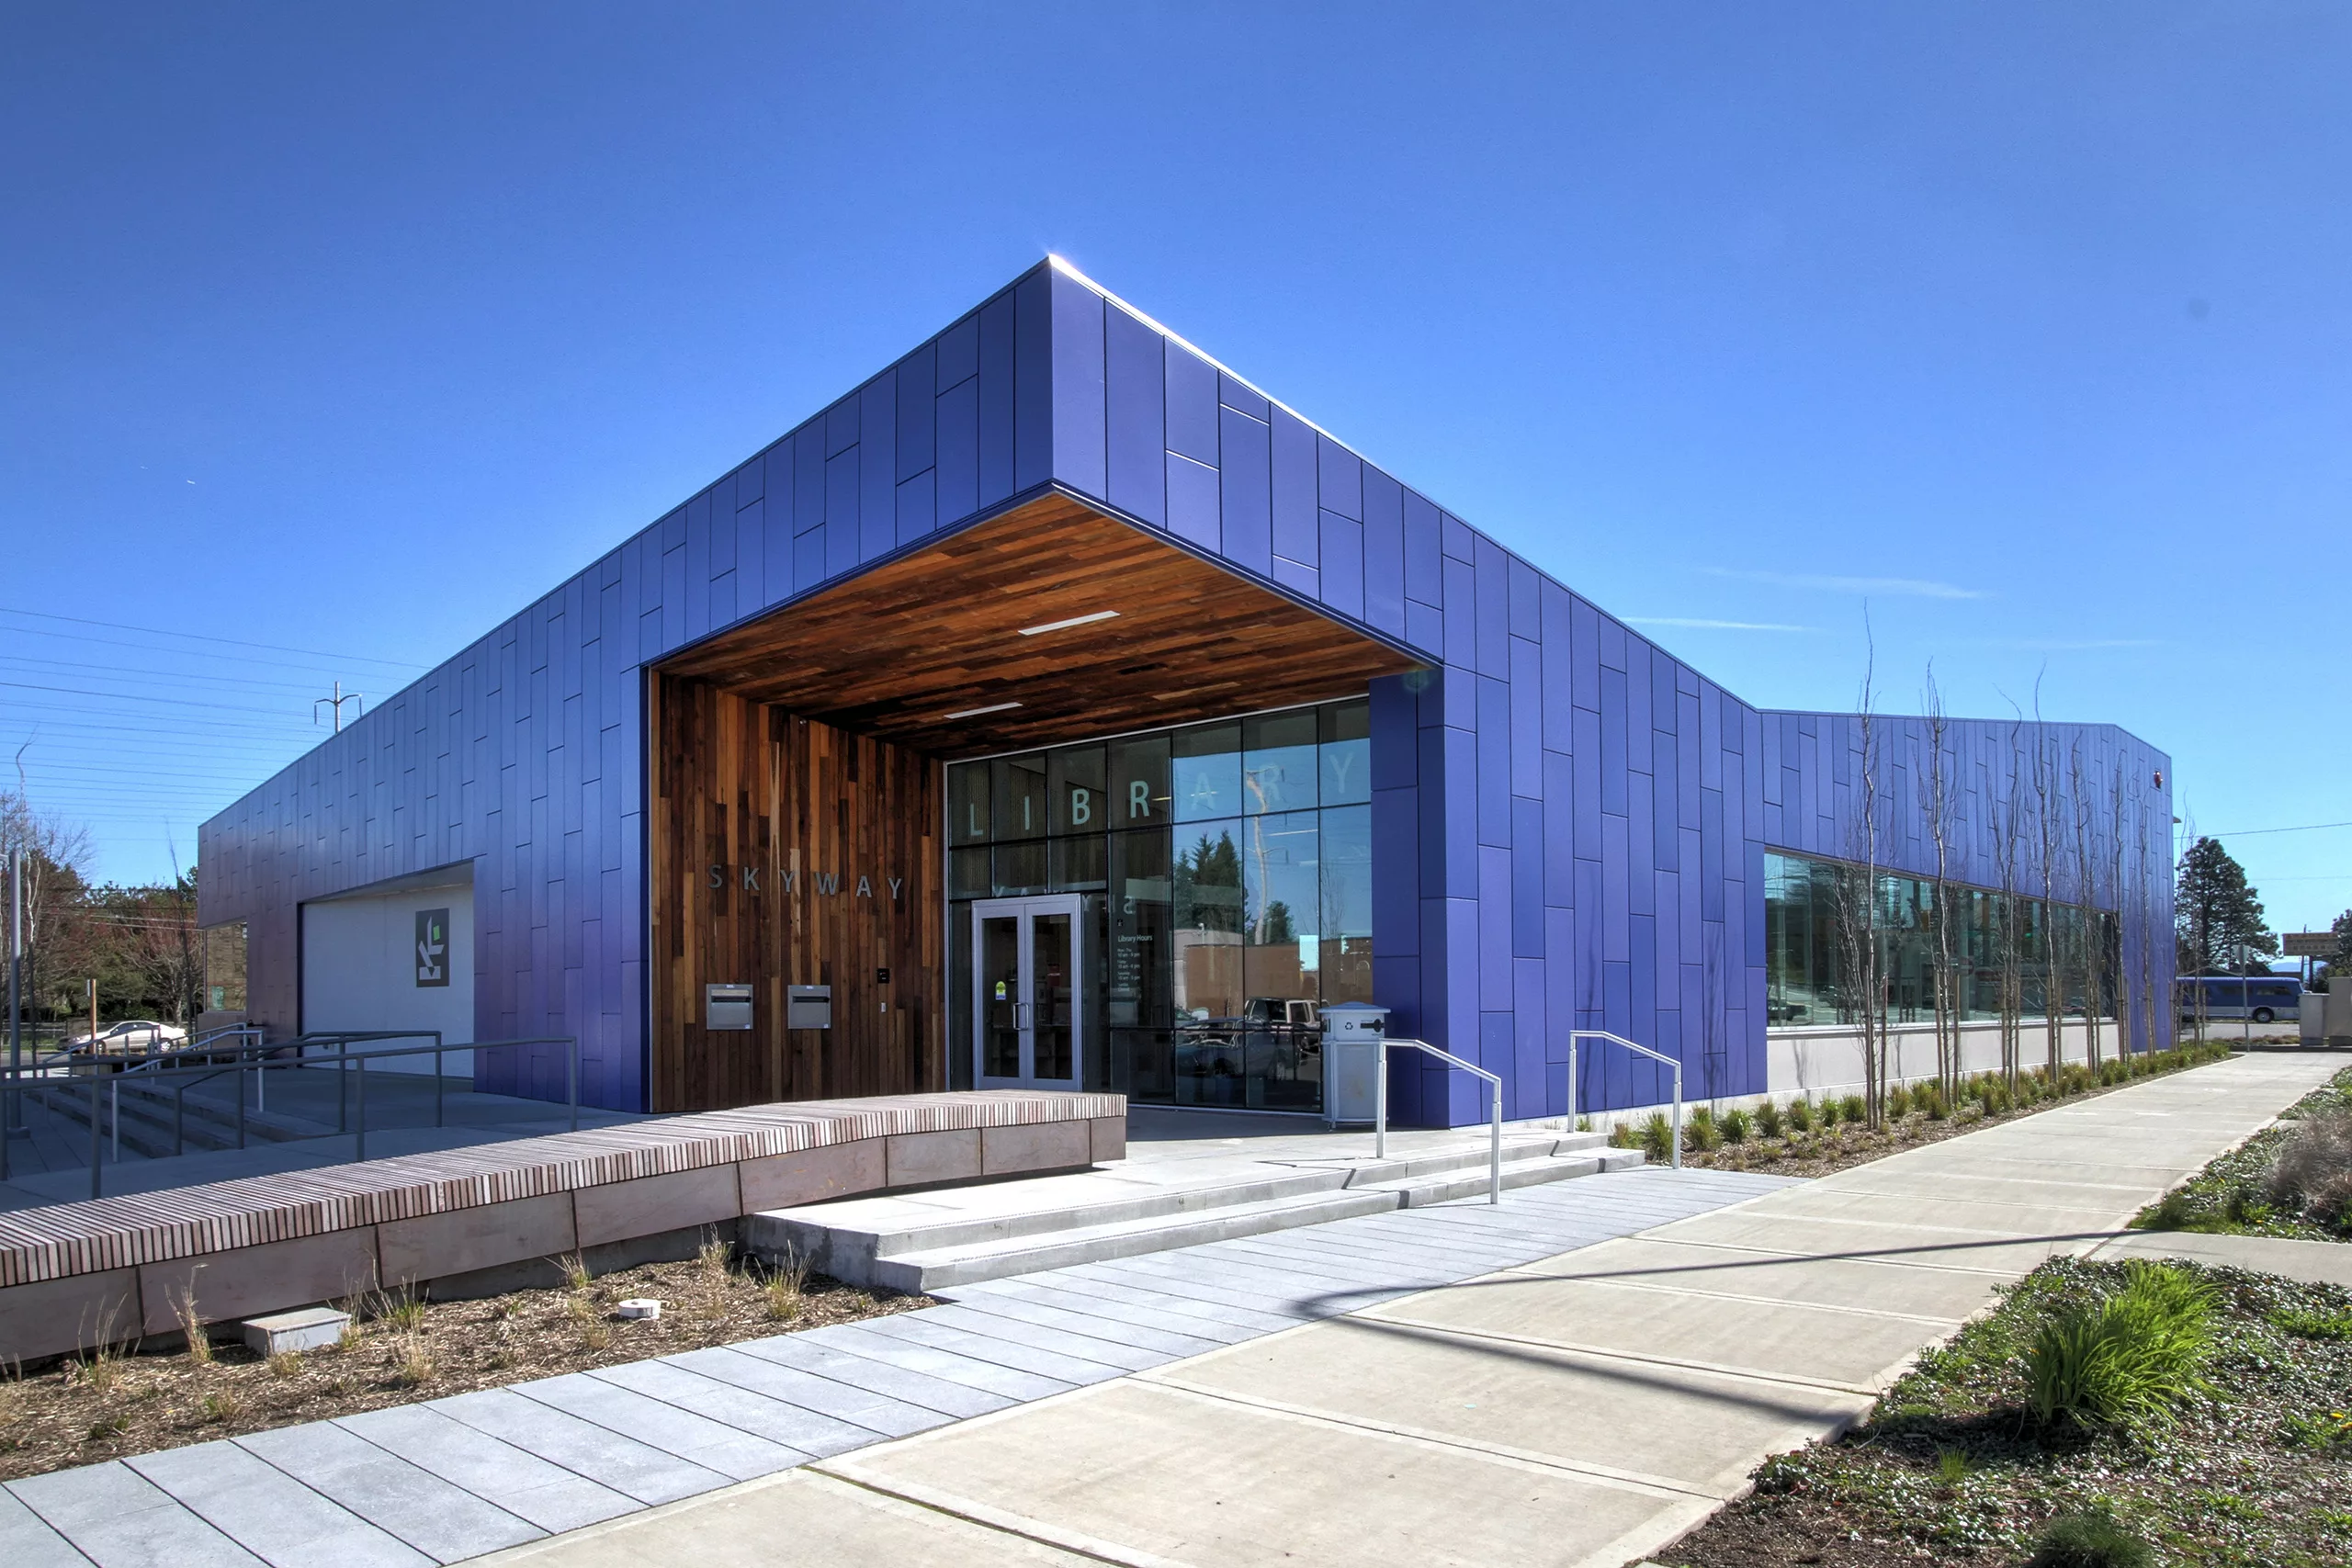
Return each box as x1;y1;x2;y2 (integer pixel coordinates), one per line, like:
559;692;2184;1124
2174;837;2276;975
2323;908;2352;990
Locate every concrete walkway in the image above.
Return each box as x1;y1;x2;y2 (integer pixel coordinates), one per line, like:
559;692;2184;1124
2095;1226;2352;1287
0;1163;1781;1568
467;1051;2337;1568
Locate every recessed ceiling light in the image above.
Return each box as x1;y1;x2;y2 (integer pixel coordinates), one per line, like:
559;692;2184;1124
944;701;1023;720
1016;610;1121;637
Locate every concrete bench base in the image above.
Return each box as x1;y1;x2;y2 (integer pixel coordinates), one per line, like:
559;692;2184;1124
0;1090;1124;1363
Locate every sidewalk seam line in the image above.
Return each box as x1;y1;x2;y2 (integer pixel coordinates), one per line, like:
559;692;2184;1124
1343;1313;1887;1397
1131;1374;1729;1501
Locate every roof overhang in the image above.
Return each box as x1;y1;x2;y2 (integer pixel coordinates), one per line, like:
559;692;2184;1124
656;489;1424;755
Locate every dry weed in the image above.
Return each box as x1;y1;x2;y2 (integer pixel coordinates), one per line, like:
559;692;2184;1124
175;1289;213;1365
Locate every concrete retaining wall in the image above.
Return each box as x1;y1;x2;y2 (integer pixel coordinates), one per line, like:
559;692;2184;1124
0;1089;1125;1364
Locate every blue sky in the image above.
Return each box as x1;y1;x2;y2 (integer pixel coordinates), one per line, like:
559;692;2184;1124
4;4;2346;932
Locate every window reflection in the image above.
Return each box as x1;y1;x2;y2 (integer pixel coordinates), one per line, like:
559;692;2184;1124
947;698;1375;1111
1049;747;1106;835
1319;701;1372;806
1762;850;2119;1029
991;754;1047;840
1243;710;1317;815
1172;724;1240;822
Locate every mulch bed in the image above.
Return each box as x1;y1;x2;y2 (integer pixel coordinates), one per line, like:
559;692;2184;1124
2130;1065;2352;1243
1673;1043;2241;1179
1653;1258;2352;1568
0;1246;928;1483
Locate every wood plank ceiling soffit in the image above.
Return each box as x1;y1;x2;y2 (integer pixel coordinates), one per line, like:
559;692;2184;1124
657;491;1424;754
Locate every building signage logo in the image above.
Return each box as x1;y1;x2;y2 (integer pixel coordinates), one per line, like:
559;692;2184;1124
707;866;903;901
415;908;450;987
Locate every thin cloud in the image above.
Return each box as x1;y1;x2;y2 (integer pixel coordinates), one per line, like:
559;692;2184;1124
1626;617;1817;632
1703;568;1984;600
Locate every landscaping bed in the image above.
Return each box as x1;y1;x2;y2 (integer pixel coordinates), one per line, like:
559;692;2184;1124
0;1242;927;1483
2132;1065;2352;1242
1638;1040;2240;1179
1656;1256;2352;1567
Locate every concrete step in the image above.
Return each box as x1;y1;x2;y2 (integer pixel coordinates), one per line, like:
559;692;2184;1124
845;1187;1409;1292
27;1078;323;1157
750;1132;1601;1278
743;1134;1645;1292
1369;1146;1647;1208
1286;1129;1611;1187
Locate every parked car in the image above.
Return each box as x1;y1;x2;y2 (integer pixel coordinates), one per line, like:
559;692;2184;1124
59;1020;188;1068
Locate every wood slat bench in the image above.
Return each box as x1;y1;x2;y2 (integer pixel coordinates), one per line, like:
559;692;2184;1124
0;1089;1125;1362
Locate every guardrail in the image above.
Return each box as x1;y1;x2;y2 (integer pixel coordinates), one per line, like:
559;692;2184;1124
1566;1028;1684;1170
1373;1035;1503;1205
1;1033;579;1196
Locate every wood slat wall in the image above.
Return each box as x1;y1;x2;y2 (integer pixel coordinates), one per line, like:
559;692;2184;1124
650;676;942;1112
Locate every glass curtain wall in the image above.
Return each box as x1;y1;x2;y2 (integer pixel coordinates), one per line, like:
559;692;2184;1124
947;698;1372;1111
1764;850;2118;1029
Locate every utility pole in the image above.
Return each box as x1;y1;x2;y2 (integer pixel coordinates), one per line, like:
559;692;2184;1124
4;845;21;1179
313;680;364;733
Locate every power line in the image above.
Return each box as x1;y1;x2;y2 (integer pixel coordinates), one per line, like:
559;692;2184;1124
2207;820;2352;838
0;605;428;670
0;620;434;679
0;652;344;697
0;678;352;718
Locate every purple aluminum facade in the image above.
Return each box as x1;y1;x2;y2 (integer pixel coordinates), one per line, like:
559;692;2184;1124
199;261;2174;1122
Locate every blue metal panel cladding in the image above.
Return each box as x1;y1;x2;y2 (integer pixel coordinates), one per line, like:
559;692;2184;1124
202;258;2177;1122
200;266;1058;1112
1035;262;2174;1125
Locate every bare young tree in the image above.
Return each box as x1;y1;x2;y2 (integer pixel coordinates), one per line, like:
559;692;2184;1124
2106;766;2132;1066
1992;712;2029;1094
1;790;94;1025
1917;667;1959;1103
1833;630;1888;1127
2070;741;2104;1071
2137;794;2163;1055
2030;688;2070;1080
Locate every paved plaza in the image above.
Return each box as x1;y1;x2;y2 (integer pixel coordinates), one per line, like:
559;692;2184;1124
2;1051;2337;1568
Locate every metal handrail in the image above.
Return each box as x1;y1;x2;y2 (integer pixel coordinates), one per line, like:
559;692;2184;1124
12;1033;578;1198
1566;1028;1684;1170
1374;1036;1503;1205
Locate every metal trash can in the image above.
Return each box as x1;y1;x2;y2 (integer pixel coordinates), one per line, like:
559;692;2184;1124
1319;1001;1390;1127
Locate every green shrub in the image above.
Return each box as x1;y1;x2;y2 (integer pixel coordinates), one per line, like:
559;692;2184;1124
1755;1099;1785;1139
1639;1111;1675;1163
1887;1084;1912;1119
2222;1189;2273;1227
1686;1106;1722;1152
1924;1087;1949;1122
2280;1409;2352;1452
1608;1120;1636;1149
1817;1096;1841;1129
2270;1306;2352;1341
2026;1505;2153;1568
1839;1093;1866;1125
2137;1189;2213;1233
1787;1097;1815;1134
2025;1263;2215;1432
1720;1106;1752;1144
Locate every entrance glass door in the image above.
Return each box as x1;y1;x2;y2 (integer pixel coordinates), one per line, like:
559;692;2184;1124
971;895;1083;1089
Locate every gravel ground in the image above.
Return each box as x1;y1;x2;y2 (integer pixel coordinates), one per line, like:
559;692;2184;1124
0;1244;926;1483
